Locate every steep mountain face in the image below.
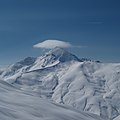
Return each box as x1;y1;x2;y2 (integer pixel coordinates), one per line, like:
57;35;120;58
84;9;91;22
0;65;8;75
0;47;120;120
0;57;36;80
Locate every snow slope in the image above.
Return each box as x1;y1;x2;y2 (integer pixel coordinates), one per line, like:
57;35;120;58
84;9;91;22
1;47;120;120
114;115;120;120
52;62;120;120
0;80;103;120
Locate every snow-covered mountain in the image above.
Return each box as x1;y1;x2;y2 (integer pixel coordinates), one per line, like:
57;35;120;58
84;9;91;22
1;47;120;120
0;79;103;120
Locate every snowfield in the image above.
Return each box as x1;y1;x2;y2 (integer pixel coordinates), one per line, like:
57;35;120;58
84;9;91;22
0;47;120;120
0;80;103;120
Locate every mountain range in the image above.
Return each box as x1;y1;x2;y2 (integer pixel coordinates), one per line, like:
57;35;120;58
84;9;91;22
0;47;120;120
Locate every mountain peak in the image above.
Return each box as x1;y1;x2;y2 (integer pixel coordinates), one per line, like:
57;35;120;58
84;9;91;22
47;47;67;55
45;47;80;62
27;47;80;71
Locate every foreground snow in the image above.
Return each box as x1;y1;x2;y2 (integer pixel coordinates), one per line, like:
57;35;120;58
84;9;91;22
0;80;103;120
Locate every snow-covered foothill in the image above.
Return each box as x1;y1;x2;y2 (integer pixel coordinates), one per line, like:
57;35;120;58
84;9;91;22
0;80;103;120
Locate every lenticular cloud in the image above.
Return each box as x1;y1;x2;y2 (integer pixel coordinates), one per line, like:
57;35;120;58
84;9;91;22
33;40;72;49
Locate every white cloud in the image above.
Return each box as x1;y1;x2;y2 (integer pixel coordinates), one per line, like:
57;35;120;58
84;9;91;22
33;40;73;49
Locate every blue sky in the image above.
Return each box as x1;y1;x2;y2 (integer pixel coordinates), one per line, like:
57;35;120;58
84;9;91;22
0;0;120;64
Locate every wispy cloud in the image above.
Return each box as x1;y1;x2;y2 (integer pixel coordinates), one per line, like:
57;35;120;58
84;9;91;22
86;21;103;25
